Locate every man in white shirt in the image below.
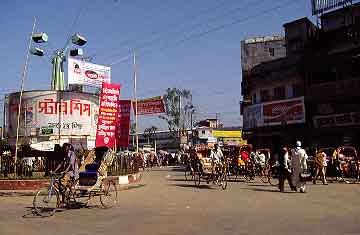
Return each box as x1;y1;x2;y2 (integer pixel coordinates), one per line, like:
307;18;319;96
210;144;223;174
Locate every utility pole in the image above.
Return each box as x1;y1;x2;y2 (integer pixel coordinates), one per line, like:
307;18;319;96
133;51;139;153
14;16;36;177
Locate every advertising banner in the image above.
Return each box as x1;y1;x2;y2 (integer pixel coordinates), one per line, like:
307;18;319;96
242;97;305;129
117;100;131;147
263;97;305;126
243;104;262;130
313;112;360;128
95;82;121;148
6;91;99;138
68;57;111;87
133;96;165;115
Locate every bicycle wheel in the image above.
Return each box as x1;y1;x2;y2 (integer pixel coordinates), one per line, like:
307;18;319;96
260;167;270;183
33;187;59;217
100;180;118;209
194;172;201;187
269;167;280;186
221;172;228;190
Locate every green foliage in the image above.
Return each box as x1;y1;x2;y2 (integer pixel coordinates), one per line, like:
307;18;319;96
159;88;194;138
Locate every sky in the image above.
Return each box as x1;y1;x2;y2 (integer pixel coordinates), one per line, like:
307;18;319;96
0;0;314;132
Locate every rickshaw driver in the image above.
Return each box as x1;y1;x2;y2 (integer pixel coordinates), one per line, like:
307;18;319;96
52;143;78;207
210;144;224;177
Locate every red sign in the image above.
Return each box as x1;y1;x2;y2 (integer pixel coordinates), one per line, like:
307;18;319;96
95;82;121;148
133;96;165;115
117;100;131;147
262;97;305;126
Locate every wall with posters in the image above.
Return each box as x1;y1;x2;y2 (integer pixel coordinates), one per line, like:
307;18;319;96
5;90;99;149
243;97;305;129
68;58;111;87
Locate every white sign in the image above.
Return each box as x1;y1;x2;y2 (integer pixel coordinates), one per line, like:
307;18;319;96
68;58;111;87
6;91;99;140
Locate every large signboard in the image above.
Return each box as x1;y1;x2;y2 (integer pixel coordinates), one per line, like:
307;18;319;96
311;0;352;15
117;100;131;148
313;112;360;128
95;82;121;148
243;104;262;129
6;91;99;142
68;58;111;87
133;96;165;115
263;97;305;126
243;97;305;129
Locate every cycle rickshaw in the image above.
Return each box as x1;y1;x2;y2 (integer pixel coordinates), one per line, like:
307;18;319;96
33;146;118;217
191;145;228;190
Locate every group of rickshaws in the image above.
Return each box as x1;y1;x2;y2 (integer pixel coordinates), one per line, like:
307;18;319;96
184;144;360;190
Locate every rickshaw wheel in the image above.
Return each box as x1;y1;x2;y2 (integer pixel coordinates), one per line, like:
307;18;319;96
194;172;201;187
100;180;118;209
33;187;59;217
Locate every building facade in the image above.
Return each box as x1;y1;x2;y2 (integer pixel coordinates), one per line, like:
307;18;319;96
241;4;360;149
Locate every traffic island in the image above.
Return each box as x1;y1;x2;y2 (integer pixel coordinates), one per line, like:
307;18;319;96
0;171;144;196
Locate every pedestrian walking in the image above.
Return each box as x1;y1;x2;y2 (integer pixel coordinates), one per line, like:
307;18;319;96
279;146;296;192
291;141;308;193
313;148;328;185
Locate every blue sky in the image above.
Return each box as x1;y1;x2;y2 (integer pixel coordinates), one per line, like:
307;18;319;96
0;0;314;131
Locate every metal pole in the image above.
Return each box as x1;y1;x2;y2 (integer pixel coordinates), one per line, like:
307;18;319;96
133;51;139;153
14;16;36;177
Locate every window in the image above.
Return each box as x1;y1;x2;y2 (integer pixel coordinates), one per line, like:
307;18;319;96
269;48;275;56
260;89;271;102
293;84;304;97
202;130;205;134
252;93;257;104
273;86;285;100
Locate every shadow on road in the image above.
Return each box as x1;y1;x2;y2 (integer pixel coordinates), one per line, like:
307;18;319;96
245;188;294;193
247;184;273;187
169;183;217;190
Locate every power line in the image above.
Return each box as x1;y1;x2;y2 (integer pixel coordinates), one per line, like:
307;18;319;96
109;0;295;66
96;0;234;62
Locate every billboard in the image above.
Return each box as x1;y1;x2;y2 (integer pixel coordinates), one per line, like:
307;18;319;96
313;112;360;128
68;58;111;87
311;0;352;15
263;97;305;126
117;100;131;148
243;104;262;129
133;96;165;115
243;97;305;129
95;82;121;148
6;91;99;148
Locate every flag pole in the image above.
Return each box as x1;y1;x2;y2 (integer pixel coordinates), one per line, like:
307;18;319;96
133;51;139;153
14;16;36;177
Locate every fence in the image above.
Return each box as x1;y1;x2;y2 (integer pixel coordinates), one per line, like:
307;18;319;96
0;151;141;179
108;152;142;176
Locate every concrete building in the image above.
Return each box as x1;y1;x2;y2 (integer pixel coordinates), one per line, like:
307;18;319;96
241;3;360;149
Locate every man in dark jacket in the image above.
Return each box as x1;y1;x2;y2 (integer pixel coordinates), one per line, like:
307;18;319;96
278;146;296;192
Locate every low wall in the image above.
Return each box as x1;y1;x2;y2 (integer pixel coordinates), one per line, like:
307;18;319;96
0;171;143;190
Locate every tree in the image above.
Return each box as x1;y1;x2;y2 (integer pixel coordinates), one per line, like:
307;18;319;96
159;88;194;142
143;126;158;145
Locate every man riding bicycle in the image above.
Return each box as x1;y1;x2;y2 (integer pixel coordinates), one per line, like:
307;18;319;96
52;143;78;207
210;144;224;176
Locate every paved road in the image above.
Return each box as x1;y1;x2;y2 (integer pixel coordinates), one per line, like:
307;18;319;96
0;167;359;235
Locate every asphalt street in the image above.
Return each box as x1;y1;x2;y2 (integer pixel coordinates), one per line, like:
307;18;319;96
0;167;359;235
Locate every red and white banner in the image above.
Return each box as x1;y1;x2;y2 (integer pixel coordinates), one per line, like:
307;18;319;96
95;82;121;148
117;100;131;148
133;96;165;115
263;97;305;126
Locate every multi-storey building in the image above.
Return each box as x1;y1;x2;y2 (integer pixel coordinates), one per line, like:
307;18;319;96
241;3;360;149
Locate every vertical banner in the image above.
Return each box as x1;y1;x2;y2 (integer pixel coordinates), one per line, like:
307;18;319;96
117;100;131;147
95;82;121;148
